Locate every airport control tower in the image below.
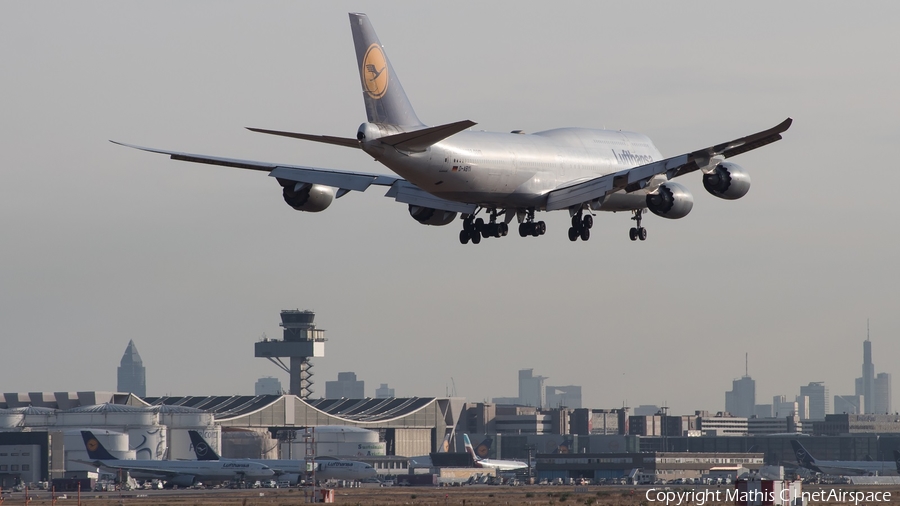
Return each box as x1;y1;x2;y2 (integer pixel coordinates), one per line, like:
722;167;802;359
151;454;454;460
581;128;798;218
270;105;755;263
255;310;326;399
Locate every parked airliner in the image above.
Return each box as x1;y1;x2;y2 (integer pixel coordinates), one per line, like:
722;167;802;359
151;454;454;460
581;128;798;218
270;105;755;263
77;430;274;487
188;430;376;484
791;440;899;476
463;434;527;472
114;13;791;245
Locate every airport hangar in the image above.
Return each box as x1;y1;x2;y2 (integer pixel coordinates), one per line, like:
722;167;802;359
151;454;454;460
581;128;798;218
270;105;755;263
0;391;464;484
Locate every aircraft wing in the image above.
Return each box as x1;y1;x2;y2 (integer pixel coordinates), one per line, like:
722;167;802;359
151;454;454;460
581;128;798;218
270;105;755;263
71;459;178;478
545;117;792;211
112;141;472;214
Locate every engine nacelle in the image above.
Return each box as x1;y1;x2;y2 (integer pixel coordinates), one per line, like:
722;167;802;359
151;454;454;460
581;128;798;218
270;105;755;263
646;181;694;219
703;162;751;200
408;205;457;226
280;182;335;212
165;475;196;488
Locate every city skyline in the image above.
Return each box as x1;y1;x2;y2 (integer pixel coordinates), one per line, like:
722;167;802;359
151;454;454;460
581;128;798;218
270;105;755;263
2;3;899;414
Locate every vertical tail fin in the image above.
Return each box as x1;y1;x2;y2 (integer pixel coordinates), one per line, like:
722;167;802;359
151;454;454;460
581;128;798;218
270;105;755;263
553;438;573;454
349;13;424;128
462;434;480;461
438;432;452;453
790;440;818;470
81;431;118;461
188;430;221;461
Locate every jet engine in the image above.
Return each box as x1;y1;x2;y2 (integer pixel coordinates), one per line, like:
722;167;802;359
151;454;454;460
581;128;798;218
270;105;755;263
279;181;335;212
703;162;751;200
408;205;457;226
646;181;693;219
165;475;196;488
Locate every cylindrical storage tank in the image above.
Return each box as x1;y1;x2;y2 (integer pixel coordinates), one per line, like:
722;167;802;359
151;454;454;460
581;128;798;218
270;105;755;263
284;426;385;457
222;428;278;459
64;429;136;473
58;404;165;460
156;405;213;429
155;405;218;461
0;408;24;429
58;403;157;428
17;406;58;427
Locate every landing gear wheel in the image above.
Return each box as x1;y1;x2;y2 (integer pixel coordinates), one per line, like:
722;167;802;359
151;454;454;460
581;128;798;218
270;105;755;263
499;223;509;237
629;228;638;241
582;215;593;230
580;227;591;241
471;232;481;245
538;221;546;235
518;223;528;237
571;215;582;228
568;227;578;241
474;218;484;231
638;227;647;241
459;229;470;244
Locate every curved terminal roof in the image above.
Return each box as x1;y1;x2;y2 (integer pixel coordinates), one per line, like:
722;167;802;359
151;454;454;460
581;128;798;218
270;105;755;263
141;395;438;422
64;402;153;413
142;395;283;419
137;395;463;433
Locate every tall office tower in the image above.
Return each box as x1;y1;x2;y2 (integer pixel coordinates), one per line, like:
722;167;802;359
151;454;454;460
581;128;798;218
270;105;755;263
795;395;810;420
799;382;830;419
875;373;892;414
725;356;756;417
375;383;395;398
255;377;282;395
862;338;875;413
834;394;864;414
773;395;799;418
518;369;547;408
325;371;365;398
546;385;582;409
117;340;146;397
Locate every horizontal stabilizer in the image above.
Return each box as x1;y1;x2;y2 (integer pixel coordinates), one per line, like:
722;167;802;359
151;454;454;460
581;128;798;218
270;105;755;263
246;128;361;148
378;120;476;152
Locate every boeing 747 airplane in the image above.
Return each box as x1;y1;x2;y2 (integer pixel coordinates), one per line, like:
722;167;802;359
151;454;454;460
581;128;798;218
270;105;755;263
463;434;527;472
114;13;791;245
791;440;899;476
77;431;274;487
188;430;376;484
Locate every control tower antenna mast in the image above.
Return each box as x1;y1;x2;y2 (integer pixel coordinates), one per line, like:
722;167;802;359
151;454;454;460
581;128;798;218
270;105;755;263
254;310;326;399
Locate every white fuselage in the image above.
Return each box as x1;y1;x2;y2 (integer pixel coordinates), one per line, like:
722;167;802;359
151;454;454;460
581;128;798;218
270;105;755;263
366;127;663;210
473;457;528;472
311;459;378;480
93;459;274;482
807;459;898;477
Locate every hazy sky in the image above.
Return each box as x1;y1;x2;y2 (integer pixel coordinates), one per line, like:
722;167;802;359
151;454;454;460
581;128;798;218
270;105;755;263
2;2;899;416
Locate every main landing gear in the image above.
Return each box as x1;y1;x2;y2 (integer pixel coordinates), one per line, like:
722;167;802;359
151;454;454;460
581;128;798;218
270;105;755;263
567;211;593;242
629;209;648;241
459;210;509;245
518;208;546;238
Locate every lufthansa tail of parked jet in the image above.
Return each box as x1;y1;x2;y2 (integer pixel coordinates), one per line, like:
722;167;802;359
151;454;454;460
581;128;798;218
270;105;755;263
188;430;221;461
791;440;818;471
81;430;119;461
